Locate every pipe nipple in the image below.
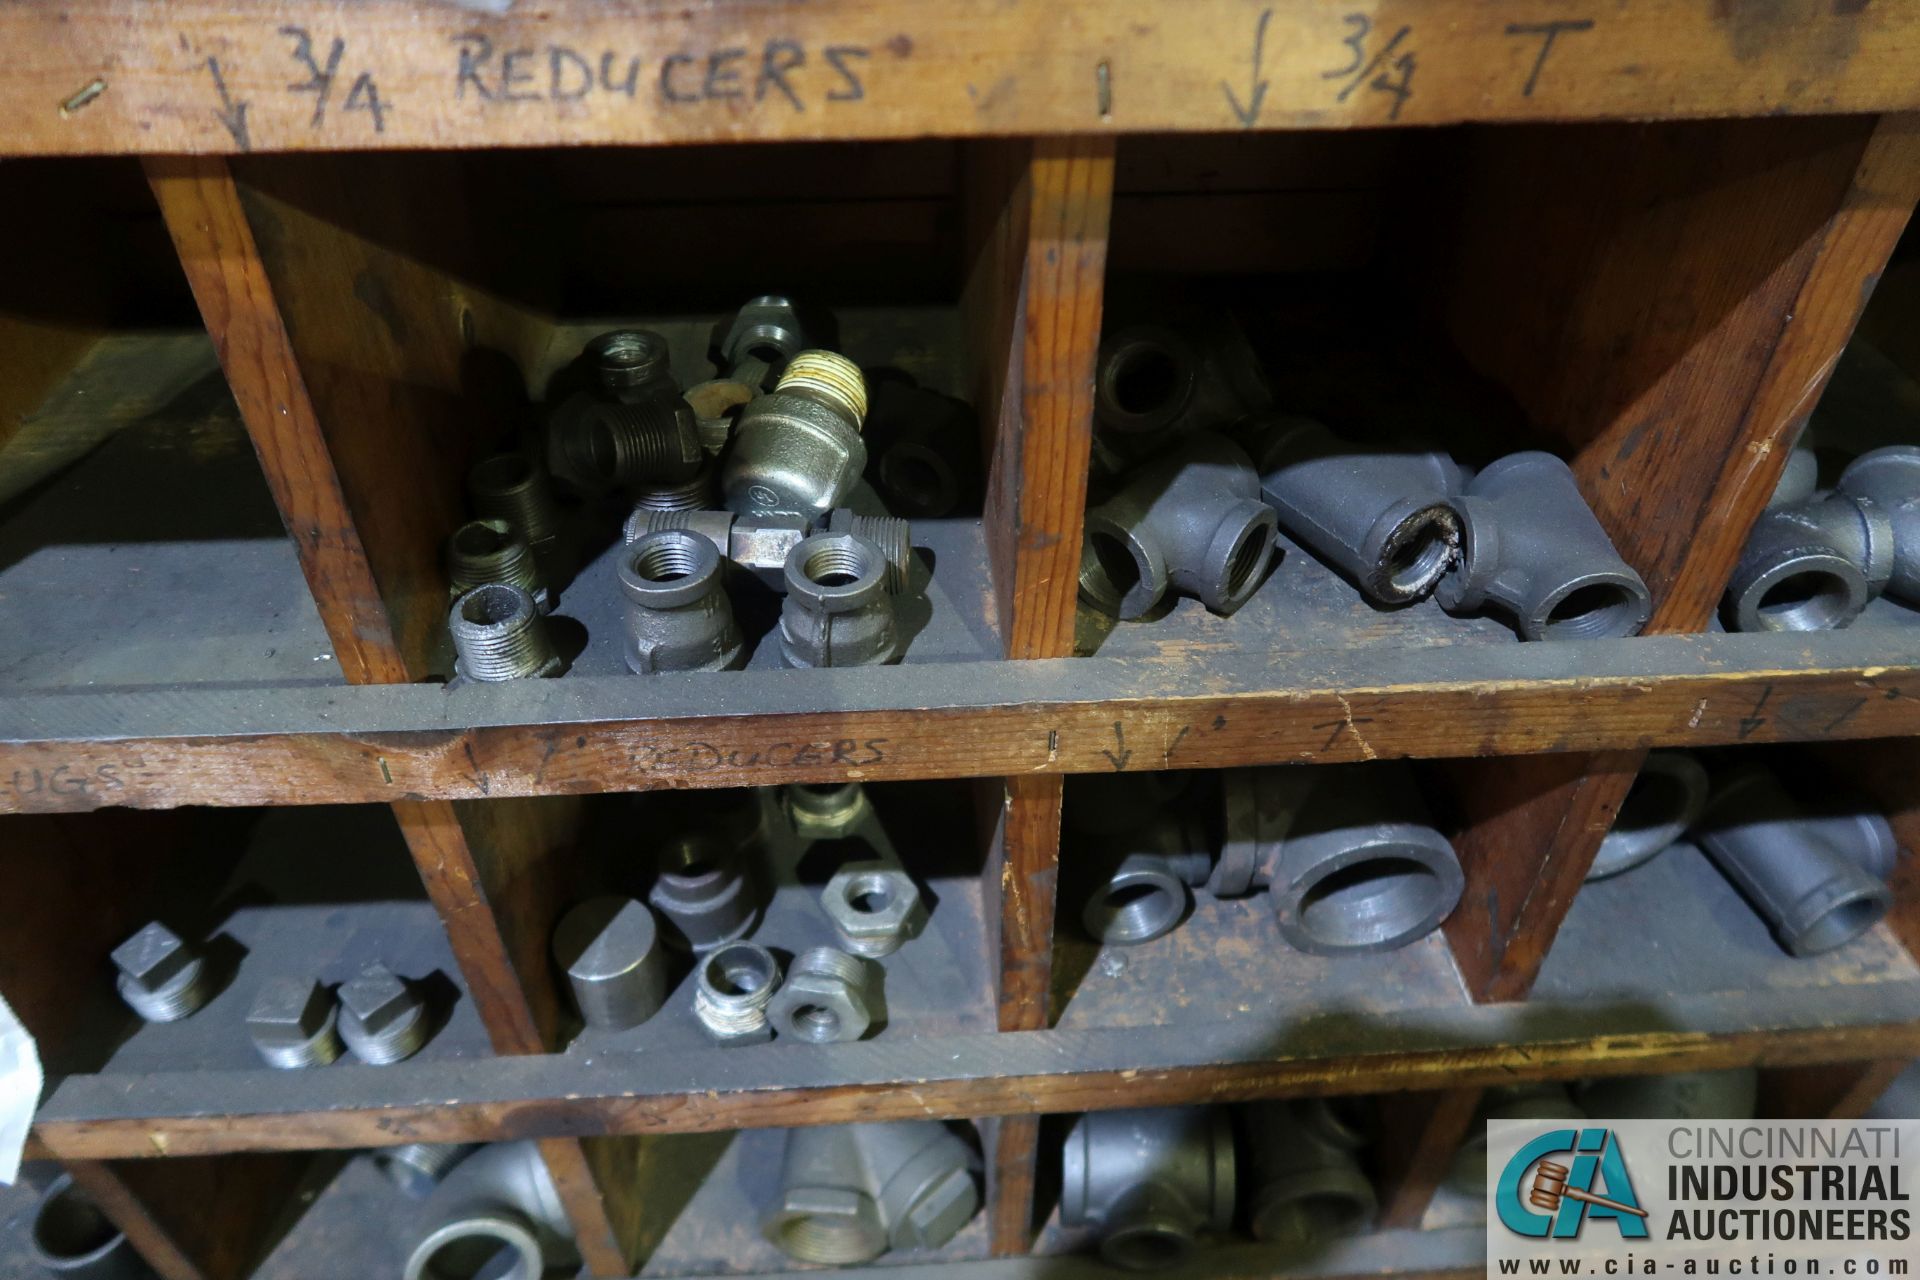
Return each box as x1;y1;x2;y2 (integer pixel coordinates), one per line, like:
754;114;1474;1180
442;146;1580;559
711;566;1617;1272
777;350;868;425
449;583;561;681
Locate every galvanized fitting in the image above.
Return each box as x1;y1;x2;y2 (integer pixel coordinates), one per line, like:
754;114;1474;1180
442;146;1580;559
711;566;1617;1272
1438;452;1651;641
586;328;675;402
1578;1068;1759;1120
823;863;926;958
404;1141;578;1280
551;896;667;1031
623;507;810;589
449;584;562;682
763;1122;980;1265
1061;1107;1235;1272
1268;764;1464;955
825;508;914;594
112;922;211;1023
446;518;551;614
1080;816;1212;946
685;378;758;454
1694;763;1894;957
784;781;872;839
1586;751;1710;881
722;295;809;391
1079;431;1278;619
1723;492;1893;632
1449;1085;1584;1193
246;976;342;1069
1243;1099;1377;1253
616;532;746;675
1246;414;1463;604
694;942;783;1046
1837;445;1920;605
337;961;430;1064
376;1144;476;1200
578;395;705;489
631;459;717;513
467;452;562;548
778;532;901;668
648;830;759;953
721;350;869;521
767;946;874;1044
29;1173;144;1279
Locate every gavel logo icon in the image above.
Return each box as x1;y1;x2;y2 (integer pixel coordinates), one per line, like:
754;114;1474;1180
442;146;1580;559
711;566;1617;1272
1529;1161;1649;1219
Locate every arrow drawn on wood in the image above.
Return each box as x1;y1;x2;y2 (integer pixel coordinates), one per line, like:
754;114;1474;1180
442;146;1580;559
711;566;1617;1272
1099;721;1133;772
1221;7;1274;127
204;56;252;151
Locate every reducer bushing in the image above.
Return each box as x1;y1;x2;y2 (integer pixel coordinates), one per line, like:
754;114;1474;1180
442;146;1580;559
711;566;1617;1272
617;531;746;674
778;532;901;668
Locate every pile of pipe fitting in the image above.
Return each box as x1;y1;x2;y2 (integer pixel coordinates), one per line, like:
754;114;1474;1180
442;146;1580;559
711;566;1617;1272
1079;322;1652;641
1060;1100;1378;1271
106;920;447;1067
443;295;977;681
1068;764;1466;957
1581;751;1899;958
1721;437;1920;632
548;782;932;1051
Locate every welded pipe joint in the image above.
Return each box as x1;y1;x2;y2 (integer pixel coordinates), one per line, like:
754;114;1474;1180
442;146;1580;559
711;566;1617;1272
1693;764;1893;957
617;531;746;674
778;532;901;668
1061;1106;1235;1271
722;350;869;520
1079;431;1278;620
764;1122;979;1264
1585;751;1711;881
1242;1099;1377;1252
1247;415;1462;604
551;896;667;1031
1437;452;1651;641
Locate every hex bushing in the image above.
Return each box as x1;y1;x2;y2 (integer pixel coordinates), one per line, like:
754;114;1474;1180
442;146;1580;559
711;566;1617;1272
337;961;431;1064
722;350;869;520
1448;1085;1584;1193
1079;431;1278;619
404;1141;578;1280
1079;815;1212;946
1437;452;1652;641
376;1143;477;1200
1246;414;1463;604
778;532;901;668
617;532;746;674
694;942;783;1046
29;1174;147;1279
449;583;562;682
1242;1099;1377;1254
1723;492;1892;632
551;896;667;1031
648;830;759;952
784;781;873;839
1837;445;1920;604
624;507;810;590
1267;764;1464;955
1694;763;1894;957
1585;751;1710;881
1578;1067;1758;1120
823;863;926;958
1061;1107;1235;1271
764;1122;980;1264
447;518;552;614
245;976;342;1069
467;452;562;547
585;328;675;402
722;295;808;391
112;922;211;1023
767;947;875;1044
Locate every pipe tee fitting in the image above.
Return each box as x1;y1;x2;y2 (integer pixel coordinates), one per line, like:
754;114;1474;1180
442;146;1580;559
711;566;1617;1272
1061;1107;1234;1272
1242;1099;1376;1253
763;1122;980;1264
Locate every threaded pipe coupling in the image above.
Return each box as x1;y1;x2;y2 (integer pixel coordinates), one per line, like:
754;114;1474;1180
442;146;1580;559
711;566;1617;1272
778;532;900;668
581;395;704;488
783;781;872;839
617;532;746;674
246;976;342;1069
449;584;562;682
722;350;869;521
552;896;668;1031
586;328;675;402
825;508;914;594
631;459;717;513
112;922;212;1023
767;946;874;1044
694;941;782;1045
467;452;562;547
447;518;551;613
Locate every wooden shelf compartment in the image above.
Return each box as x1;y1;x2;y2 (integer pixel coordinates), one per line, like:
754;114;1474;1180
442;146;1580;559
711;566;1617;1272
7;0;1920;156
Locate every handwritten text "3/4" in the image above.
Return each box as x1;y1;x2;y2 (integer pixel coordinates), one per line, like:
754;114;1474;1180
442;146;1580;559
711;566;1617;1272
453;34;878;111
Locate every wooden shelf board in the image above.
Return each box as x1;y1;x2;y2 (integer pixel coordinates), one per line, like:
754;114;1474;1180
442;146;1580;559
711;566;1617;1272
6;1;1918;156
6;627;1919;812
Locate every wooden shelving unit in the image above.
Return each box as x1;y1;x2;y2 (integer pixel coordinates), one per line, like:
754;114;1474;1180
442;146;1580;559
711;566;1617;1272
3;6;1920;1277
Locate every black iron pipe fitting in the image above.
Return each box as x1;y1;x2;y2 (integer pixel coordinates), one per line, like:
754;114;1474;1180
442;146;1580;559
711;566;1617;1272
403;1141;579;1280
1838;444;1920;604
1061;1107;1235;1272
1585;751;1710;881
763;1122;980;1265
1246;415;1463;604
29;1174;153;1279
1448;1085;1584;1194
778;532;901;667
1079;814;1213;946
1241;1099;1377;1254
1079;431;1278;619
722;351;869;521
1693;763;1895;957
616;531;746;674
1723;492;1893;633
1437;452;1651;641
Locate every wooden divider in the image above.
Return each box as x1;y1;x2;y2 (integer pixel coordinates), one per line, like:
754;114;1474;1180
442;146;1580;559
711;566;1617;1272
1436;112;1920;1004
963;135;1115;1256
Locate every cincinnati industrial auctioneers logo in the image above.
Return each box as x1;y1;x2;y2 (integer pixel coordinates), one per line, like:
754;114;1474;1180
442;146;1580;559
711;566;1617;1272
1497;1127;1650;1240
